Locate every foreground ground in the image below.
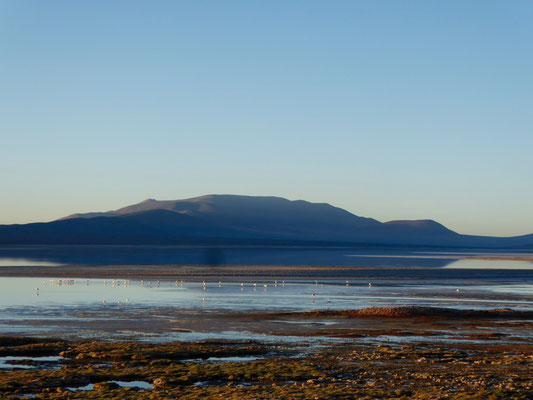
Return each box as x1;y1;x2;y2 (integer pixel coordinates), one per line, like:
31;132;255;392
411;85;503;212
1;309;532;400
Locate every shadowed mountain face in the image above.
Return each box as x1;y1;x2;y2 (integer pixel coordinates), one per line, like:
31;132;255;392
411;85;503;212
60;195;382;242
1;195;533;247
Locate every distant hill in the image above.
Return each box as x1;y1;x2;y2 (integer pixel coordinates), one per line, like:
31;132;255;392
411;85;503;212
1;195;532;247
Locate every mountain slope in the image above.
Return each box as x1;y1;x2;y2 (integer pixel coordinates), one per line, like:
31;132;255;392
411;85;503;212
60;195;383;242
1;195;532;247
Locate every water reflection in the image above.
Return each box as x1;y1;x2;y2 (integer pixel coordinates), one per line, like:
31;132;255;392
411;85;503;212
1;276;532;342
1;277;532;312
0;258;62;267
0;245;471;267
445;259;533;269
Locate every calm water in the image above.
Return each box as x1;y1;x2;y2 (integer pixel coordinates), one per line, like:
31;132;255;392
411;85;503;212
0;246;532;341
0;276;531;341
0;245;532;268
0;276;531;317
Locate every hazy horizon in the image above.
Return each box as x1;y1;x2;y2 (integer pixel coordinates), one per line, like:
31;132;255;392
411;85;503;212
1;1;532;237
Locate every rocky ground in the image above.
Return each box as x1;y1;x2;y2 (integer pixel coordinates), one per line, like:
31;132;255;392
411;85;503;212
1;319;532;399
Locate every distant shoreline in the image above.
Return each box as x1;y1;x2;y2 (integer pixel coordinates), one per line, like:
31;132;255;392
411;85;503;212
0;256;532;280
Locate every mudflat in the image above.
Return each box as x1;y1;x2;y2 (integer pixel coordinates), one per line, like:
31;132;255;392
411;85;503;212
1;307;532;399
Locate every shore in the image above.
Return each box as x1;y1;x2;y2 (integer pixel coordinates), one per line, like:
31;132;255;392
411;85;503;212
1;305;533;399
1;261;532;281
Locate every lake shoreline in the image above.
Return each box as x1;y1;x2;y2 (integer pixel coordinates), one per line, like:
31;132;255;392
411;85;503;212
1;261;533;281
1;309;532;399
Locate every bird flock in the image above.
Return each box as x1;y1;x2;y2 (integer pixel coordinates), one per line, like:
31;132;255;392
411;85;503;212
33;278;386;308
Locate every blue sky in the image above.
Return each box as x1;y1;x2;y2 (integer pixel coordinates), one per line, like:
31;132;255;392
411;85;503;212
1;0;532;236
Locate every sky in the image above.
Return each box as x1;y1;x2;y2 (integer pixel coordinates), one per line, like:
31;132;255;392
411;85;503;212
1;0;532;237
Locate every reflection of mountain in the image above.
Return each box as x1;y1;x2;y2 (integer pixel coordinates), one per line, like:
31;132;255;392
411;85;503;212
0;195;532;248
0;246;460;267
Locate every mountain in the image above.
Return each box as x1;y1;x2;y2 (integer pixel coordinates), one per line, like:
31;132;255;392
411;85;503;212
59;195;382;242
1;195;532;247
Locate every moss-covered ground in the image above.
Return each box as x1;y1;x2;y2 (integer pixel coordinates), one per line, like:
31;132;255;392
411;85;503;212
0;335;531;399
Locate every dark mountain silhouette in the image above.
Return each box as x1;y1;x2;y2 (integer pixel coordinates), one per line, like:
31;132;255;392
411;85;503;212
1;195;532;247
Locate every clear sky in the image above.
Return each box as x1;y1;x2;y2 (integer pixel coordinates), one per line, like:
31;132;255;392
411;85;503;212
1;0;532;237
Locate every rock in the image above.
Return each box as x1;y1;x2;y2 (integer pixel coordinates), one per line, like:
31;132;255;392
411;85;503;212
94;382;120;391
153;377;167;388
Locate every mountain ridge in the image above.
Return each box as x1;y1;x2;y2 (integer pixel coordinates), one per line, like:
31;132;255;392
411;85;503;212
1;195;532;248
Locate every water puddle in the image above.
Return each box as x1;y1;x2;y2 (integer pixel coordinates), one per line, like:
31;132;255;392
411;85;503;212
68;380;153;391
0;356;62;369
269;320;337;326
185;355;264;363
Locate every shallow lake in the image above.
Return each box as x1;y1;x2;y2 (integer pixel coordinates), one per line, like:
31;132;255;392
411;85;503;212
1;245;532;268
0;276;531;323
0;275;531;342
0;246;532;341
